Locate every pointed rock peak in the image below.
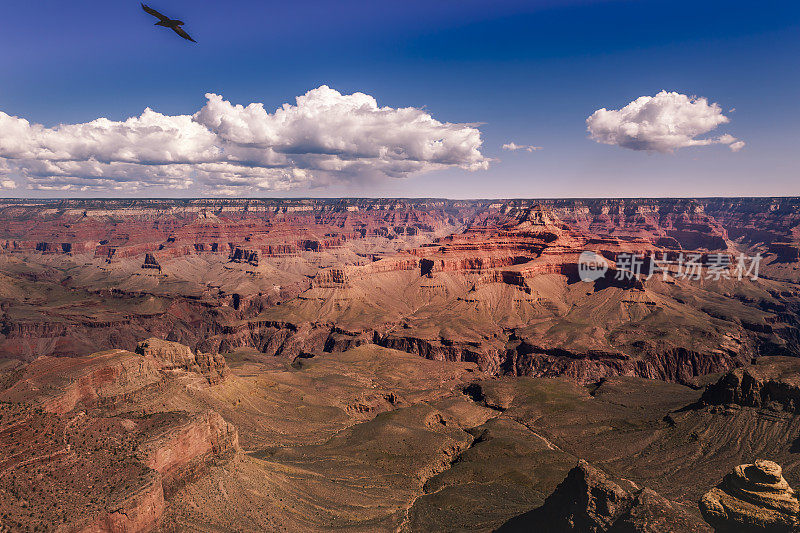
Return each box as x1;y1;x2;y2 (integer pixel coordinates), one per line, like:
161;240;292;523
498;459;707;532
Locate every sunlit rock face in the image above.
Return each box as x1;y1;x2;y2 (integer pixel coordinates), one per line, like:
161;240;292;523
0;344;239;532
700;460;800;532
1;197;799;385
136;337;230;384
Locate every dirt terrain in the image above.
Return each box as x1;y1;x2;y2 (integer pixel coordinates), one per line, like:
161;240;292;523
1;197;800;531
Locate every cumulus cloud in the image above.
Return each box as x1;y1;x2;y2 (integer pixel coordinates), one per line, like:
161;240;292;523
729;140;746;152
0;161;17;190
502;142;542;152
586;91;744;153
0;86;489;193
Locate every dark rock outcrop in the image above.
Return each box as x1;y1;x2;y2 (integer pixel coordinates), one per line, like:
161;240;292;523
497;459;708;532
701;357;800;413
141;252;162;270
229;247;259;266
769;243;800;263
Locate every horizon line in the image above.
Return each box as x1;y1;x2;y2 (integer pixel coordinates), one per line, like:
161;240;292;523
0;195;799;202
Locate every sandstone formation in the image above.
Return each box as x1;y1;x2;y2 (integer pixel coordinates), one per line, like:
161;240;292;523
5;341;800;532
78;469;166;533
238;202;798;384
0;349;163;415
0;344;239;532
0;197;798;531
229;246;260;266
0;197;798;384
136;337;229;384
700;460;800;532
137;410;239;495
1;197;797;266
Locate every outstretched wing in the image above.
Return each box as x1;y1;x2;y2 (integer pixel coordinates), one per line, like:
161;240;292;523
172;26;197;43
141;3;168;21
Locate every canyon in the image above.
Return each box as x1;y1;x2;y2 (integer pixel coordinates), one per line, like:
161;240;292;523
1;197;800;531
1;197;798;382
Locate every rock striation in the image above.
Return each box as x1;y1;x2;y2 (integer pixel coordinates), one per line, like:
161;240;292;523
0;346;240;532
497;459;709;532
700;460;800;532
229;246;259;266
78;470;166;533
135;337;229;384
137;410;240;495
0;197;798;384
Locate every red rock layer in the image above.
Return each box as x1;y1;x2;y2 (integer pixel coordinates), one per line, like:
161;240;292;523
0;342;238;533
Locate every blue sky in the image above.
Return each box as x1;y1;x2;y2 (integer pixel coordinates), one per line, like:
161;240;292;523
1;0;798;198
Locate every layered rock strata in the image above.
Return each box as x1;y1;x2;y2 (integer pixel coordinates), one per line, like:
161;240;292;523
0;342;239;532
700;460;800;532
136;337;229;384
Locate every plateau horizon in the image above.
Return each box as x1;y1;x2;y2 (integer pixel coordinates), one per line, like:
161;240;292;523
0;195;798;202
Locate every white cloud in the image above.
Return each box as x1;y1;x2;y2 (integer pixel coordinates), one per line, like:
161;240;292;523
502;142;542;152
0;160;17;190
0;86;489;193
729;140;746;152
586;91;744;153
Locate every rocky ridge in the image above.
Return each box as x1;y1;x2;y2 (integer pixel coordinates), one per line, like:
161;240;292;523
135;337;230;385
498;459;709;532
4;342;800;531
0;340;238;532
702;356;800;413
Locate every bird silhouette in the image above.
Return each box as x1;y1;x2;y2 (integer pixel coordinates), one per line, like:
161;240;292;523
141;3;196;43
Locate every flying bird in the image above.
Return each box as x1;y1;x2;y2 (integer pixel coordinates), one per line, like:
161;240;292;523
141;3;196;43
